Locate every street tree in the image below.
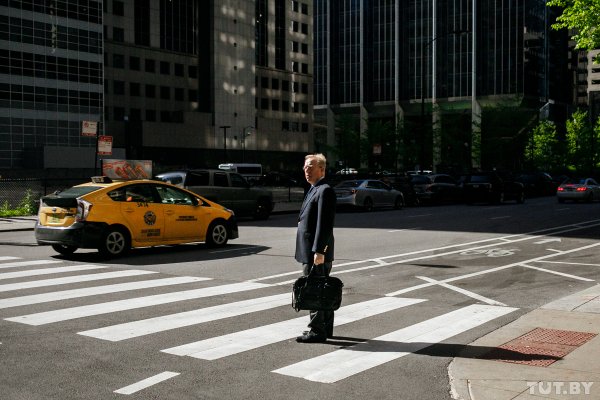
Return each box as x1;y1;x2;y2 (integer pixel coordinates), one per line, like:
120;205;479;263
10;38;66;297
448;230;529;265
546;0;600;62
525;120;559;171
565;110;599;173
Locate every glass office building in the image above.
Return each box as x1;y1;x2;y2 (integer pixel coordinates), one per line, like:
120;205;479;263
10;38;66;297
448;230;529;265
314;0;570;171
0;0;103;169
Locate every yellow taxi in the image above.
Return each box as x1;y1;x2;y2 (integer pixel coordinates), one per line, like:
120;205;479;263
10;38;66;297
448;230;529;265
35;176;238;258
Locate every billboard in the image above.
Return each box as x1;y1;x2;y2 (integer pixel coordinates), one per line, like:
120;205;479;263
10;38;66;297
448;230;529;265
101;159;153;180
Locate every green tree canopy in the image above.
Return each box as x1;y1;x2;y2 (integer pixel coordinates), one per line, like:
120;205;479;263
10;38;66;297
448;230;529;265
525;120;559;171
547;0;600;62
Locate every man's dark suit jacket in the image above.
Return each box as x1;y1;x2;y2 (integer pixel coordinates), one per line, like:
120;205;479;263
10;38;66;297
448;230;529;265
295;179;336;264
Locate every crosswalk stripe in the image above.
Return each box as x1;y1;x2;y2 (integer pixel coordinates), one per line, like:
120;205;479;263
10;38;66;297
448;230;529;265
272;304;518;383
0;257;20;261
162;297;427;360
0;260;62;269
0;276;210;309
78;293;290;341
0;265;106;281
0;270;158;293
6;281;271;326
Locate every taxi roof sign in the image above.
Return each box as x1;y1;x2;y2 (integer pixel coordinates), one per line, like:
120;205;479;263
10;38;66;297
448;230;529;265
91;176;113;184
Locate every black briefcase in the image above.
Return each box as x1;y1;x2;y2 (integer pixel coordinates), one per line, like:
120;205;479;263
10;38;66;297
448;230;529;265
292;267;343;312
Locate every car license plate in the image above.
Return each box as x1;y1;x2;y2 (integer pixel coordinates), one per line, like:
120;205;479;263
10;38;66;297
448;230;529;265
48;214;61;224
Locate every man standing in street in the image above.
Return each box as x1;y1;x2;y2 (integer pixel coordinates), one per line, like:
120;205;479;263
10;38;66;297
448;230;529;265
295;153;336;343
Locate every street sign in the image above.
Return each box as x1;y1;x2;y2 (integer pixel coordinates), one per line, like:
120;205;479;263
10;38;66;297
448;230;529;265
82;120;98;137
97;135;113;155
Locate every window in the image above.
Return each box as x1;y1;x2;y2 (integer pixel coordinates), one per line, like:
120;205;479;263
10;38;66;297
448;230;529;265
188;65;197;78
160;86;170;99
188;89;197;102
301;23;308;35
155;185;195;205
174;63;184;76
301;3;308;14
282;80;289;91
113;27;124;42
261;77;269;88
187;171;209;186
129;56;140;70
230;174;248;188
272;99;280;111
302;63;308;74
113;80;125;95
130;108;141;121
160;61;170;75
160;111;171;122
272;78;279;90
113;0;124;16
114;107;125;120
113;54;124;68
145;84;155;98
145;59;155;73
130;82;140;96
261;98;269;110
214;173;228;187
301;43;308;54
146;109;156;121
174;88;184;101
302;83;308;93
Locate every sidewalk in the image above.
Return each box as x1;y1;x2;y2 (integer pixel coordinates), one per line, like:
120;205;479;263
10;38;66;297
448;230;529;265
450;285;600;399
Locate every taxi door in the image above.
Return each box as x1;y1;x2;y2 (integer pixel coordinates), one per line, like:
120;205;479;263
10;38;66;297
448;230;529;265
156;185;211;241
117;184;165;243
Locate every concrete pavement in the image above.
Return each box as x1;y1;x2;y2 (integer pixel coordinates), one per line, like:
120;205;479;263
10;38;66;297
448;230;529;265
2;209;600;399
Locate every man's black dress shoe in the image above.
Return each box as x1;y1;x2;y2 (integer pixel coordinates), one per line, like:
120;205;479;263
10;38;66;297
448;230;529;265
296;331;326;343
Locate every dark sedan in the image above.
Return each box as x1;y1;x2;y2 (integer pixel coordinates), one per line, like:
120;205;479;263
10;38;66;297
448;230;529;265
463;172;525;204
411;174;463;204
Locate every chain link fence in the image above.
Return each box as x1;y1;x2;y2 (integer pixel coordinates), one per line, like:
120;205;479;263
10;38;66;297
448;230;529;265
0;178;89;209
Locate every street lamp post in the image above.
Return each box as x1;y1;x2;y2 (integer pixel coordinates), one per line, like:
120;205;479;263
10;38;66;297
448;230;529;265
242;126;254;162
219;125;230;161
419;30;469;173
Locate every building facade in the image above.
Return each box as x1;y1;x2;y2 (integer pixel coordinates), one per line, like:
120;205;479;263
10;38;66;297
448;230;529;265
315;0;570;173
104;0;313;172
0;0;104;170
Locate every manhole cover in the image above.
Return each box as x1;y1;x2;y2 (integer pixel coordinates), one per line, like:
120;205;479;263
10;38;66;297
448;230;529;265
481;327;596;367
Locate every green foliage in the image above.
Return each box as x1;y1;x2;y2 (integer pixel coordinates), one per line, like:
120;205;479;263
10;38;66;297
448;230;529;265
334;113;362;169
361;119;398;170
525;120;559;171
547;0;600;63
0;190;37;217
565;110;600;173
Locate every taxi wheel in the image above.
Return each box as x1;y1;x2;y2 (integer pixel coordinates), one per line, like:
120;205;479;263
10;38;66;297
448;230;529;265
206;220;229;247
52;244;77;255
99;227;130;258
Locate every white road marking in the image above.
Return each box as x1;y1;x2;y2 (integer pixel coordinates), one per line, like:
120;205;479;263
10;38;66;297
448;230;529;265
519;263;594;282
79;293;290;341
0;270;158;293
538;260;600;267
114;371;179;395
0;265;106;280
534;238;561;244
0;276;210;309
388;228;420;233
386;242;600;296
416;276;506;306
5;282;271;326
161;297;426;359
272;304;517;383
0;260;63;269
0;257;20;261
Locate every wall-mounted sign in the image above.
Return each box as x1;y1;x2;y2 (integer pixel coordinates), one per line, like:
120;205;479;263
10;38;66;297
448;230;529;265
97;135;113;155
82;120;98;137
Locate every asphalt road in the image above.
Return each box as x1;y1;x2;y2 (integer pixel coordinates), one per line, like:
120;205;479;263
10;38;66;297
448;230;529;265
1;196;599;399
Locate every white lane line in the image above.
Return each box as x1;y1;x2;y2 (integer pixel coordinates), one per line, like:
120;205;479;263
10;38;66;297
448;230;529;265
0;257;20;261
0;276;210;309
407;214;433;218
416;276;506;306
388;228;420;233
0;260;63;269
519;263;595;282
0;270;158;293
538;260;600;267
490;216;511;220
272;304;518;383
114;371;179;395
6;281;271;326
251;220;600;283
386;242;600;296
0;265;106;280
79;293;289;341
162;297;427;359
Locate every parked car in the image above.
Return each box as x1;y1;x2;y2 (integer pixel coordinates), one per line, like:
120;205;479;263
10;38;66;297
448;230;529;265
515;172;558;197
556;178;600;203
411;173;463;204
155;169;273;219
334;179;404;211
35;176;238;258
462;171;525;204
381;175;419;206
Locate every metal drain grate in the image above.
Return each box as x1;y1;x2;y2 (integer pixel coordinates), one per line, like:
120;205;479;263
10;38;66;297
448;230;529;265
481;327;597;367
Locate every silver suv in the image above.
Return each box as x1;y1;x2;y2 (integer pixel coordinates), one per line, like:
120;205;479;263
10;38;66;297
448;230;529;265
155;170;273;219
